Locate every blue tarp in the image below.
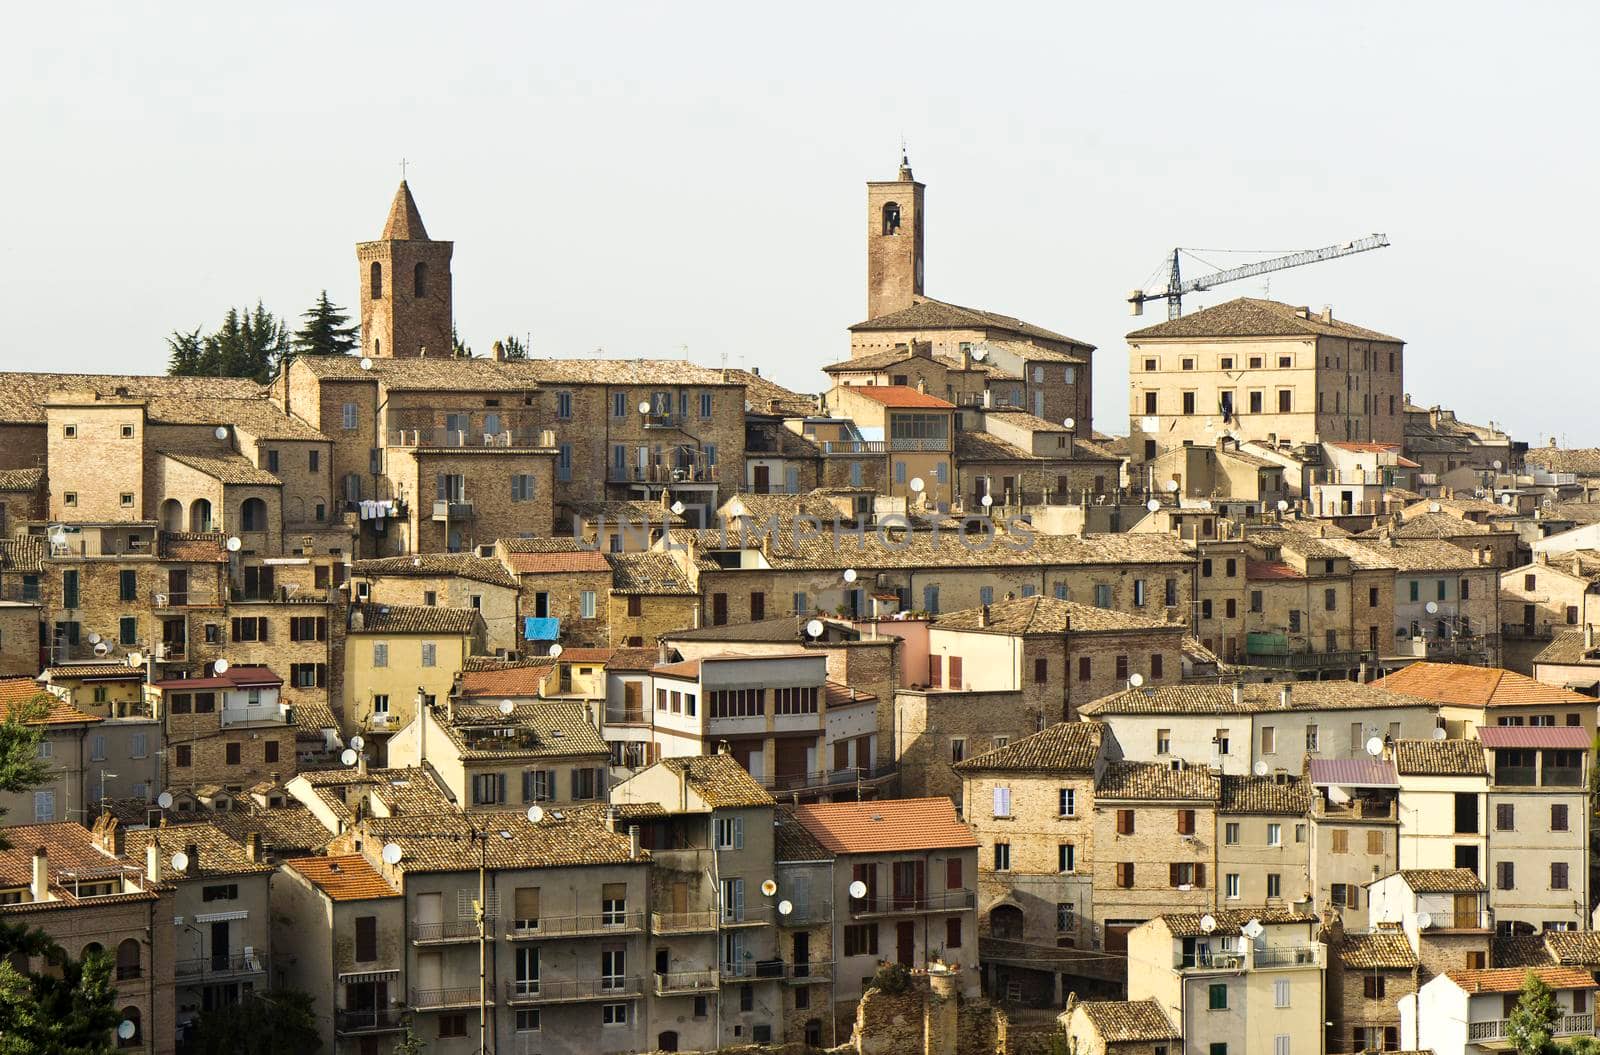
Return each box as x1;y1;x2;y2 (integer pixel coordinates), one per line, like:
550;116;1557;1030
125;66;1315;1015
524;617;561;641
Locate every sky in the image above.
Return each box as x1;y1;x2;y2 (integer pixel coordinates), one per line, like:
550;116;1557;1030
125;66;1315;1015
1;2;1595;444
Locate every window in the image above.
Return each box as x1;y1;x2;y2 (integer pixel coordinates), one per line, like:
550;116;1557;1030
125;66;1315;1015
1156;729;1171;754
1495;803;1514;831
420;642;436;667
225;743;241;766
1267;823;1282;846
1274;979;1290;1008
1224;872;1240;899
1274;1037;1290;1055
715;817;744;850
1367;830;1383;855
1305;725;1319;751
1209;983;1228;1010
1215;729;1230;755
33;790;55;823
1116;862;1134;888
1261;726;1275;754
516;1009;540;1033
993;842;1011;871
1177;809;1196;835
511;474;536;501
1553;804;1569;831
130;733;147;759
1078;656;1092;682
1278;390;1292;412
1058;844;1075;873
601;1004;628;1027
844;925;877;957
1266;873;1281;898
372;694;390;716
63;492;77;506
1331;829;1349;854
1553;862;1570;890
175;745;191;768
1364;975;1386;999
1116;655;1129;679
371;642;387;667
265;740;279;763
1093;584;1112;608
119;616;137;647
203;883;239;904
1059;788;1076;817
472;773;506;806
949;738;966;763
1496;861;1515;890
992;786;1012;818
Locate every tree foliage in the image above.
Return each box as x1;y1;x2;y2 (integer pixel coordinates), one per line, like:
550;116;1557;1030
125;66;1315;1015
1508;970;1562;1055
497;334;528;360
183;990;322;1055
166;301;291;382
451;323;472;359
291;291;359;359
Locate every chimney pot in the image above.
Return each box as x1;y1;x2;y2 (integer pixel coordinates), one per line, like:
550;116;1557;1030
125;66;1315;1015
245;832;262;864
30;848;47;902
628;824;641;860
1280;683;1293;709
184;843;200;875
146;842;161;884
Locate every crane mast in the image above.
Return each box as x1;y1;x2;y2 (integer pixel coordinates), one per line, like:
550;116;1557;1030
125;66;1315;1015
1130;234;1390;320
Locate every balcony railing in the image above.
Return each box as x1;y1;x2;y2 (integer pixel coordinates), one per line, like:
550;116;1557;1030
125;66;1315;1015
1544;766;1585;787
412;918;492;943
1495;766;1538;787
431;500;475;522
778;961;833;983
1178;950;1245;970
850;889;975;918
606;463;720;485
505;911;643;940
388;428;549;449
888;437;950;453
409;986;480;1010
174;951;267;980
819;440;886;455
504;977;643;1004
653;970;720;996
1251;944;1323;967
1502;622;1555;641
1245;646;1374;671
604;707;647;725
765;765;896;793
650;910;720;935
335;1008;408;1034
1469;1013;1593;1041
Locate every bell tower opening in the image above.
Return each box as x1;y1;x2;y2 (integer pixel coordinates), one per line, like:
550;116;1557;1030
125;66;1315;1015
866;155;924;320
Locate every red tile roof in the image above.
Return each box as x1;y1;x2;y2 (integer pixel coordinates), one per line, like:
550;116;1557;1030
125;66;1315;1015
791;798;977;855
1247;559;1303;581
151;665;281;691
506;550;612;574
845;385;956;410
1476;725;1593;750
1328;442;1403;454
1447;966;1598;993
283;854;398;900
555;647;614;664
0;679;102;726
457;664;554;699
1375;662;1597;709
1307;758;1399;787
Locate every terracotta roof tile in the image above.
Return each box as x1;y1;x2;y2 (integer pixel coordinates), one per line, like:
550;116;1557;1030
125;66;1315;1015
354;554;519;589
1339;933;1419;969
349;602;480;635
1392;738;1488;777
284;854;399;900
210;806;335;855
504;550;611;575
439;702;609;761
953;722;1102;774
774;807;833;862
1446;966;1598;993
160;450;282;486
1162;908;1316;938
1385;867;1486;893
456;664;554;699
1128;297;1401;343
935;596;1176;635
790;798;976;855
1219;774;1313;815
157;531;230;563
1082;681;1437;717
843;385;955;410
1096;760;1219;801
0;467;43;493
660;754;775;809
1533;629;1600;667
851;296;1093;349
0;536;44;574
124;823;274;879
379;180;429;240
0;679;101;725
608;552;697;595
1493;935;1556;968
1543;931;1600;966
1072;999;1181;1043
0;373;265;425
362;810;643;872
1374;662;1596;708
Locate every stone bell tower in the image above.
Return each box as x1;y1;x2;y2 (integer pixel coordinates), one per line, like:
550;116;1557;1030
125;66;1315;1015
356;181;454;358
866;153;925;320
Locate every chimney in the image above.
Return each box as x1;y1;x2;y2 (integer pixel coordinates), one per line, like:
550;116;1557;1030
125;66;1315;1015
244;832;262;864
30;848;47;902
628;824;641;860
982;389;993;409
1232;681;1243;709
445;690;456;723
915;377;927;394
658;640;671;665
491;340;507;361
979;604;990;628
1586;624;1595;652
605;807;619;833
145;842;161;884
751;366;761;377
357;751;368;777
1279;683;1293;709
184;842;200;875
1319;305;1333;324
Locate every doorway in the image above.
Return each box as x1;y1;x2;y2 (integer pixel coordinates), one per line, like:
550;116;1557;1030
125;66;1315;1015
896;921;915;966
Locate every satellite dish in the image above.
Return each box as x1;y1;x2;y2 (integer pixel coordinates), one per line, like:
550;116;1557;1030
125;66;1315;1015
805;619;824;639
526;805;545;824
909;477;925;494
548;643;564;659
213;659;230;674
1432;727;1448;740
1277;499;1290;511
670;501;686;516
1146;499;1161;513
340;748;359;767
1424;601;1439;615
638;401;652;415
1428;501;1441;513
359;357;374;371
1365;737;1385;757
157;791;174;810
1492;460;1503;470
350;735;365;751
225;536;242;552
1166;480;1180;493
88;632;101;645
1063;417;1076;430
214;426;228;441
117;1020;136;1041
170;851;189;873
1128;673;1145;688
1199;914;1217;933
843;568;858;584
127;652;143;668
980;494;994;508
760;879;778;897
970;347;987;362
848;880;867;899
381;843;404;865
93;641;110;657
499;699;516;716
1417;911;1434;930
1253;760;1269;777
1242;919;1265;939
778;900;793;916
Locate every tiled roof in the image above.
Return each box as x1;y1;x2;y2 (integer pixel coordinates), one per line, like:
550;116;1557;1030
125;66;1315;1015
40;664;143;682
604;648;659;671
1095;760;1219;801
843;385;955;410
752;529;1193;574
379;180;429;239
209;398;327;441
363;810;644;873
1493;935;1556;968
1219;774;1312;815
1477;726;1592;750
1081;680;1437;717
354;554;519;589
0;679;101;725
1307;758;1399;788
440;702;609;761
1353;538;1482;572
851;296;1093;349
210;806;335;855
608;552;698;595
0;536;44;574
725;369;817;417
1447;966;1598;993
503;549;612;575
791;798;976;855
1073;999;1181;1043
1162;908;1316;938
952;722;1102;774
283;854;399;900
1247;559;1304;581
1127;297;1401;343
0;372;265;425
1533;630;1600;667
1526;447;1600;476
668;615;825;643
1543;931;1600;967
1372;512;1499;539
954;431;1039;463
151;664;281;691
298;354;735;389
1339;933;1418;970
1392;738;1487;777
1374;662;1595;709
157;531;230;563
662;754;775;809
160;450;282;486
125;824;274;879
348;602;479;635
935;596;1176;635
0;467;43;492
456;664;553;699
822;346;926;372
1386;868;1486;893
983;410;1072;433
774;807;834;862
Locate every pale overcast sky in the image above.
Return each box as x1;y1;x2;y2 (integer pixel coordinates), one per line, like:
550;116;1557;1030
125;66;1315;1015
2;2;1594;443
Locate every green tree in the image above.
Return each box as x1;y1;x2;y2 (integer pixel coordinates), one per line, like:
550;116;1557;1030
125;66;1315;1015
184;990;322;1055
498;334;528;360
391;1019;425;1055
451;323;472;359
1508;970;1562;1055
291;291;360;359
166;327;204;376
165;302;290;382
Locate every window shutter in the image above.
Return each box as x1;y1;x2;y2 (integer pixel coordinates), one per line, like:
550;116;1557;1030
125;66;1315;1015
522;772;533;802
316;663;327;688
1194;863;1206;887
734;817;744;850
1170;863;1181;887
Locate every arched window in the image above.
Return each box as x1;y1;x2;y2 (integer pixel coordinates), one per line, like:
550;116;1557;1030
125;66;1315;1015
116;938;140;980
370;262;383;299
117;1005;140;1048
240;497;268;532
413;261;427;298
159;498;183;533
882;201;901;235
989;904;1024;941
188;498;212;533
342;474;362;503
80;942;103;962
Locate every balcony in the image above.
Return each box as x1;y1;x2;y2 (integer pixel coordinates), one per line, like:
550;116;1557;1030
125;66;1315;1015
607;463;720;486
1469;1013;1593;1042
1502;622;1555;642
1244;645;1374;671
721;959;786;982
1494;766;1538;787
819;440;886;455
409;986;480;1010
720;906;773;929
778;961;833;983
503;976;643;1005
604;706;647;725
174;951;267;981
850;889;975;919
335;1008;408;1035
653;970;720;996
1177;949;1245;971
888;437;950;453
1250;944;1324;968
650;910;720;935
765;764;897;794
431;500;475;522
505;911;644;940
412;918;492;944
388;428;550;449
1319;798;1395;820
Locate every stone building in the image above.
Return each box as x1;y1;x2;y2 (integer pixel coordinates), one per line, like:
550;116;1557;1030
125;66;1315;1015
1058;996;1181;1055
1214;773;1314;912
341;602;486;751
148;664;298;797
492;543;612;650
1320;923;1419;1055
357;181;454;361
353;553;523;656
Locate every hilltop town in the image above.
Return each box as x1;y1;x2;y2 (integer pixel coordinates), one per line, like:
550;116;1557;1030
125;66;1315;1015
3;162;1599;1055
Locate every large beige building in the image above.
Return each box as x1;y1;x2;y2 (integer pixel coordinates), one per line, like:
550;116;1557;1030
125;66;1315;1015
1127;297;1405;472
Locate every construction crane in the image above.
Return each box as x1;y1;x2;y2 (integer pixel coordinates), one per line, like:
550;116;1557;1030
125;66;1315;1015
1128;234;1390;320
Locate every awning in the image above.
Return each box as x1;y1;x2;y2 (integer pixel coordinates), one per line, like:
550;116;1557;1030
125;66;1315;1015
1307;758;1399;788
1477;725;1592;749
339;969;400;984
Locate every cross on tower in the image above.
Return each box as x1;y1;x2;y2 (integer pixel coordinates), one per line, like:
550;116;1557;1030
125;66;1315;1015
400;157;410;180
